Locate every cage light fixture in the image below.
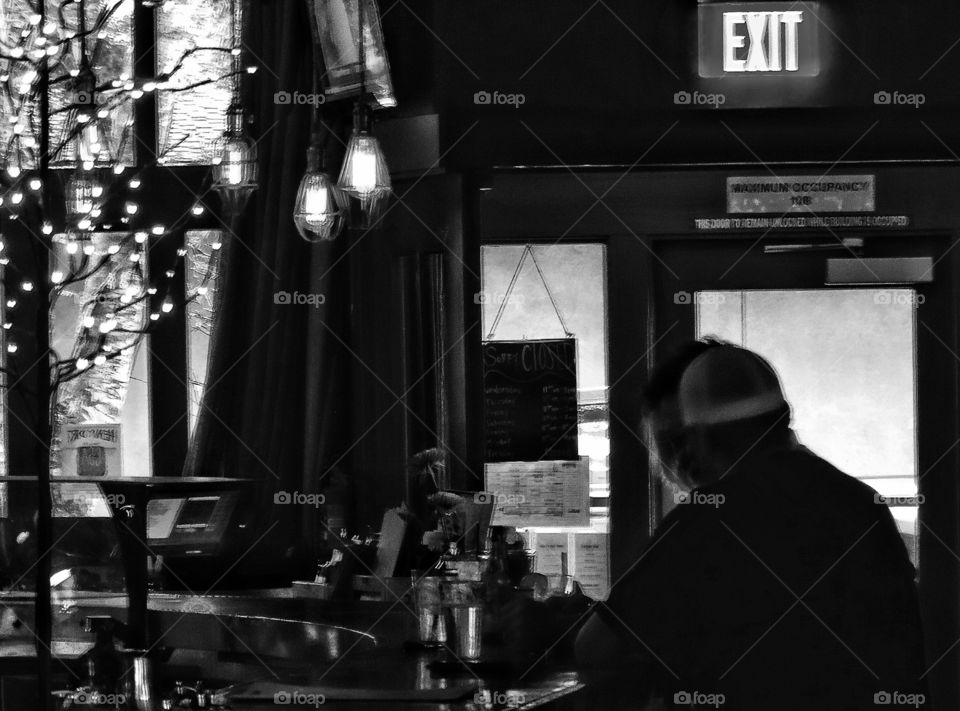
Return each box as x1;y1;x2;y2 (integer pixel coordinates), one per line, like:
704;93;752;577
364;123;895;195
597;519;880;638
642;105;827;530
212;0;257;218
336;0;392;228
338;103;391;227
211;100;258;217
294;136;348;242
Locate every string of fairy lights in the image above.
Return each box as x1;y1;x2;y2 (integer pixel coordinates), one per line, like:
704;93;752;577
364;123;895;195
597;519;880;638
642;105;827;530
0;0;259;387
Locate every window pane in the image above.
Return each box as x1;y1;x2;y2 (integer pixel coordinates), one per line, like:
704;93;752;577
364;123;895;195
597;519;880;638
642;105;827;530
480;244;610;523
0;280;6;495
0;481;127;600
185;230;224;435
697;288;918;563
0;0;40;170
0;0;135;168
157;0;235;165
50;232;152;478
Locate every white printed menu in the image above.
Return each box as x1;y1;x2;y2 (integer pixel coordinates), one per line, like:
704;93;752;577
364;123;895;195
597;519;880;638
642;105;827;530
528;530;610;601
573;533;610;601
532;532;568;576
483;458;590;529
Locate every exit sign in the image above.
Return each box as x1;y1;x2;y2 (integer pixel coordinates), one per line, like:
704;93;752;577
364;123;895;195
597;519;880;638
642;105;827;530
699;3;820;77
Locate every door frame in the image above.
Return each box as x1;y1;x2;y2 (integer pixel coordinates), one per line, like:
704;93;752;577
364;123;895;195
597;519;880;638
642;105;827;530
648;231;960;711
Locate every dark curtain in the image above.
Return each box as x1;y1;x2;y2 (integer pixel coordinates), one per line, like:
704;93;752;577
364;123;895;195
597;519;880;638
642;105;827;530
184;0;353;580
399;253;447;489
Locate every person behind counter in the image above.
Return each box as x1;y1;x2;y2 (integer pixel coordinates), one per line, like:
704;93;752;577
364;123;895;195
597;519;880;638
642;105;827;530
575;341;928;710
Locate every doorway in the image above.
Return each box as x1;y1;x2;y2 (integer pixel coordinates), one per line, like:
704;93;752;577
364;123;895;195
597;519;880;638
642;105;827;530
653;235;959;710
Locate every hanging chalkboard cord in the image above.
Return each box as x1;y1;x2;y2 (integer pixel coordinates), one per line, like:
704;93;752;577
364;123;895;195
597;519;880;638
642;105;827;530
486;246;529;339
486;245;574;339
528;247;574;338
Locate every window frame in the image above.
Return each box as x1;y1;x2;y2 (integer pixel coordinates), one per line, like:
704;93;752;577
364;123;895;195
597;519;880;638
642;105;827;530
1;0;232;487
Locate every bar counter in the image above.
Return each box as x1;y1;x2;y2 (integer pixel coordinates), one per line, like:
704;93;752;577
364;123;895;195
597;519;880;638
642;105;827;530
0;589;588;710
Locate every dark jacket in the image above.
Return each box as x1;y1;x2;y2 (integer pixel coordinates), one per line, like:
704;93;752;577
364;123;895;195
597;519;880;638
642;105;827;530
599;447;927;710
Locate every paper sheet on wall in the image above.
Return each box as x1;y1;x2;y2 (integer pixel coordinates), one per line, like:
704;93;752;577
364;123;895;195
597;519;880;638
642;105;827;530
529;531;610;601
531;532;568;576
484;458;589;528
573;533;610;600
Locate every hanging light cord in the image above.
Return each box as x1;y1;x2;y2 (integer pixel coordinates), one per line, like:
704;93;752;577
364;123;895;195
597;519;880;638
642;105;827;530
79;0;87;64
307;26;335;172
230;0;242;104
358;0;366;103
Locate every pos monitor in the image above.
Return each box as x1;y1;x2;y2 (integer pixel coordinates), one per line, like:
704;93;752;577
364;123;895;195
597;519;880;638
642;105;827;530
146;492;242;557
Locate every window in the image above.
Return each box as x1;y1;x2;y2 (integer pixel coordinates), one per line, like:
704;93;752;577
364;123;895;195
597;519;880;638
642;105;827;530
0;0;237;482
157;0;235;165
50;231;152;478
697;288;919;564
0;0;237;608
185;229;225;434
481;243;610;598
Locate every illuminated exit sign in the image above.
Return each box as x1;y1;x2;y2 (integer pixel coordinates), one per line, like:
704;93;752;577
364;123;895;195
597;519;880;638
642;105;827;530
699;3;820;77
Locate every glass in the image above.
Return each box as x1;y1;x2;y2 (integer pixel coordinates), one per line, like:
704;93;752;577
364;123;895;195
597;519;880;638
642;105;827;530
338;129;391;223
156;0;235;165
696;288;918;564
0;279;6;483
412;576;447;644
306;0;397;107
53;0;136;166
50;232;153;479
0;0;135;169
294;168;349;242
185;230;225;436
480;244;610;524
449;605;483;660
481;243;610;599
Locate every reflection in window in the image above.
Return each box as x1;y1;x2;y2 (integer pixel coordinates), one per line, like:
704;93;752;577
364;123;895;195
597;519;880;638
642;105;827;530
157;0;235;165
697;288;918;563
185;230;225;435
53;0;136;166
50;232;152;479
480;244;610;528
0;480;125;595
0;280;5;502
0;0;136;168
1;0;237;169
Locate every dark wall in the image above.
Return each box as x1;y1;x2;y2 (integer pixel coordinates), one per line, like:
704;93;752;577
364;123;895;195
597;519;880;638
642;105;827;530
377;0;960;167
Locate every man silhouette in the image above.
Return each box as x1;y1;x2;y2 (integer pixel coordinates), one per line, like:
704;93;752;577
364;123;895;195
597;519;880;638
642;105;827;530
577;342;927;710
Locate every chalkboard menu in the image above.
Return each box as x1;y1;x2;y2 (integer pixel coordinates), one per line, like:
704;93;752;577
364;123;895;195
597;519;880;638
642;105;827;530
483;339;579;462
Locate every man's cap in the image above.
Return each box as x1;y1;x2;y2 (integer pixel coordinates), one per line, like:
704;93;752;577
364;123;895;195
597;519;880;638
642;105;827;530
678;345;788;426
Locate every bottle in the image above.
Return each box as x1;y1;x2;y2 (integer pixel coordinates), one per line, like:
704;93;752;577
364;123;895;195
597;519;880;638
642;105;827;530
482;527;513;613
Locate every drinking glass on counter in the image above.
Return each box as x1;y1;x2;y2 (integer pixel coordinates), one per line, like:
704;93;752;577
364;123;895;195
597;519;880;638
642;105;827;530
412;576;486;651
442;579;484;660
412;576;447;644
449;604;483;660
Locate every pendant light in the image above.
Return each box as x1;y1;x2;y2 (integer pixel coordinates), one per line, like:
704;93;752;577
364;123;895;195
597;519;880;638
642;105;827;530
211;99;258;216
294;131;348;241
292;52;347;242
337;0;391;227
211;0;257;218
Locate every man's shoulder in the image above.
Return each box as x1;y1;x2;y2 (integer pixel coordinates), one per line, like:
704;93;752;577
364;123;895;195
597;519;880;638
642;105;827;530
794;448;884;498
742;446;883;502
651;492;725;543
